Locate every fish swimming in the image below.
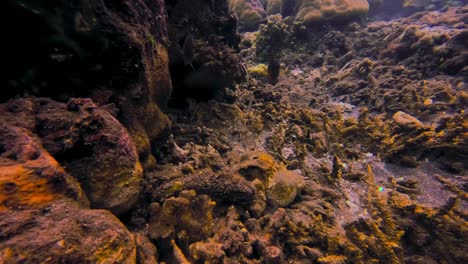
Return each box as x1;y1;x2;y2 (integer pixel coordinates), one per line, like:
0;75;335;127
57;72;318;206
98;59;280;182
183;32;195;70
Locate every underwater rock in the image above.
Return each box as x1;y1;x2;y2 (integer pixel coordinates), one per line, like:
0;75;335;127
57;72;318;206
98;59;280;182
236;152;305;208
189;241;226;263
234;0;370;30
2;1;468;263
237;151;278;183
0;202;137;264
0;125;136;263
166;0;245;105
134;232;158;264
0;98;143;215
296;0;369;25
146;144;256;205
3;0;172;167
392;111;425;129
0;125;87;211
229;0;267;30
267;170;306;207
183;173;256;205
148;190;215;243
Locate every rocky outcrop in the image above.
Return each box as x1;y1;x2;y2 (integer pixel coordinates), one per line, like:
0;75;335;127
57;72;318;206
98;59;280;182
0;202;137;264
1;98;143;215
0;124;136;263
166;0;245;106
3;0;172;168
0;125;87;211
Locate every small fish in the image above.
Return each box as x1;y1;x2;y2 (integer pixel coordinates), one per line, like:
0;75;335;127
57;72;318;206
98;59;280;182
403;0;431;8
183;33;195;70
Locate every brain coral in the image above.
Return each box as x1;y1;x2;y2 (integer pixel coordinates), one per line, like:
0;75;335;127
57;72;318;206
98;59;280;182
296;0;369;25
229;0;267;30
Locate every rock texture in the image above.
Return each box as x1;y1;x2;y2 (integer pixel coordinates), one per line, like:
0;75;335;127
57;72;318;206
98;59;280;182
0;125;86;211
167;0;245;106
230;0;371;30
0;124;136;263
296;0;369;25
1;98;143;215
126;6;468;263
3;0;172;169
0;202;136;264
0;1;247;262
2;1;467;264
229;0;267;30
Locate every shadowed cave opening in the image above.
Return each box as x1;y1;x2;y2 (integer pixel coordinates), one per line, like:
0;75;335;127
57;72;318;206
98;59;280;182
167;56;226;108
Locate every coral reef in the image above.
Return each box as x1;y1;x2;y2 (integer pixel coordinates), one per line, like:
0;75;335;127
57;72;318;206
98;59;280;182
125;5;467;263
229;0;267;30
231;0;371;31
1;1;467;263
296;0;370;25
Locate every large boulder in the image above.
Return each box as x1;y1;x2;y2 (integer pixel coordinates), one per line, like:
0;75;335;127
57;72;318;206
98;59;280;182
0;202;137;264
0;125;136;263
1;98;143;215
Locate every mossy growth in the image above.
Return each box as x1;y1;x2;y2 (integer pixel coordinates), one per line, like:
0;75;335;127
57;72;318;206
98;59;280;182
255;15;308;62
247;63;268;77
147;33;156;47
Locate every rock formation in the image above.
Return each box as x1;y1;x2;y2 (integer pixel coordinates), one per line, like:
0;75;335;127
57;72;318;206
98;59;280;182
1;0;467;263
0;124;136;263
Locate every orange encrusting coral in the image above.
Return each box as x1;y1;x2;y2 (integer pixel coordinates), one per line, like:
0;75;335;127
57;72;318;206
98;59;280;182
0;164;56;211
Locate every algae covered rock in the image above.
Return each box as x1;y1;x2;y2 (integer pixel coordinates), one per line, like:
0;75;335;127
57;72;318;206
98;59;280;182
189;242;226;263
0;124;136;264
262;0;302;17
296;0;369;25
236;151;305;209
0;203;137;264
248;63;270;77
148;190;216;242
3;0;172;168
1;98;143;215
267;170;306;207
0;124;87;211
229;0;267;30
237;151;278;184
133;232;159;264
392;111;425;129
232;0;369;30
